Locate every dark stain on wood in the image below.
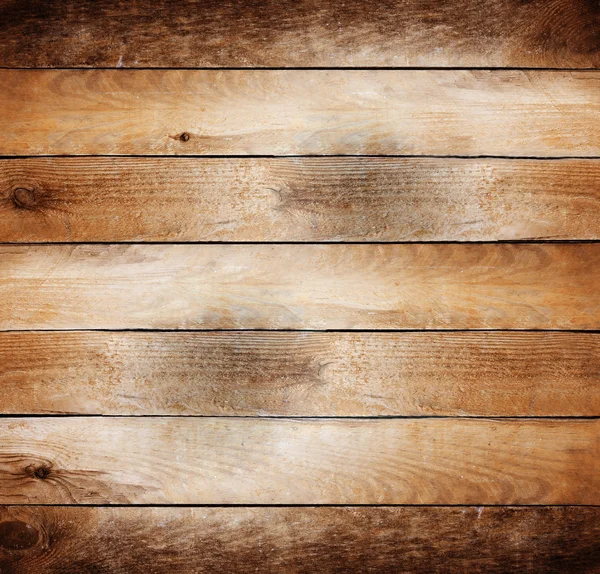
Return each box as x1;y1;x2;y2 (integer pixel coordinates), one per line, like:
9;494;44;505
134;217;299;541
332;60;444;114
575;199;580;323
0;521;39;551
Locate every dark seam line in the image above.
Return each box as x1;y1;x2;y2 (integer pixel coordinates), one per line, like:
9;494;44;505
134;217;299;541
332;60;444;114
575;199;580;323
0;415;597;420
0;328;598;336
1;240;600;245
2;503;599;508
2;154;600;160
2;66;600;71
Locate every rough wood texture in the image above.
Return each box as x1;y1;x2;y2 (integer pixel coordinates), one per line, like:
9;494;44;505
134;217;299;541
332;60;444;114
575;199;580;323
2;1;598;567
2;70;600;157
0;418;598;504
3;157;600;242
1;244;598;330
1;506;599;573
1;331;599;417
1;0;599;68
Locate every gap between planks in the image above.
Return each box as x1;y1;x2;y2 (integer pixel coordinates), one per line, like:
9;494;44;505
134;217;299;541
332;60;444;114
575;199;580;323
4;67;600;71
0;416;598;420
3;504;600;508
3;154;600;160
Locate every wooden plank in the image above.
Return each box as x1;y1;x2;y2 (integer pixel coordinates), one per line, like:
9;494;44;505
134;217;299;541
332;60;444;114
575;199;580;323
1;507;599;573
1;0;599;68
1;331;599;417
3;157;600;242
0;418;597;504
2;70;600;157
0;244;598;330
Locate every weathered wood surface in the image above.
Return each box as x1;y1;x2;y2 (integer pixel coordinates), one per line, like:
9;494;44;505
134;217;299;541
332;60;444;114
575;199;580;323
1;244;598;330
3;157;600;242
2;1;598;568
1;0;599;69
1;506;599;573
1;331;599;416
2;70;600;156
0;418;597;504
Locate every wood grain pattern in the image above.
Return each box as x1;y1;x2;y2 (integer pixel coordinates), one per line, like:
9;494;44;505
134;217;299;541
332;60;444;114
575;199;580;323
3;157;600;242
1;0;599;68
1;331;599;417
1;243;598;330
1;418;598;504
2;0;598;567
2;70;600;157
1;506;599;573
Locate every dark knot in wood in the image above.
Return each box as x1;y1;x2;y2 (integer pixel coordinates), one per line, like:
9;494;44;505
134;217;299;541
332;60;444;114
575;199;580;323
179;132;191;142
33;466;50;480
11;186;37;210
0;521;39;550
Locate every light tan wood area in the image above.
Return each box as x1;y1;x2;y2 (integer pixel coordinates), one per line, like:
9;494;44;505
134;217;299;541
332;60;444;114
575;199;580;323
3;157;600;242
1;506;599;573
2;70;600;156
0;418;597;504
1;331;598;417
1;244;598;330
1;0;599;68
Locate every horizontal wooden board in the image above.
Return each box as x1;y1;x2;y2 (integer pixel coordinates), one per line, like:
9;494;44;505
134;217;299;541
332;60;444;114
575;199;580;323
1;244;598;330
1;507;599;573
1;331;599;416
3;157;600;242
0;418;597;504
2;70;600;156
1;0;599;68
